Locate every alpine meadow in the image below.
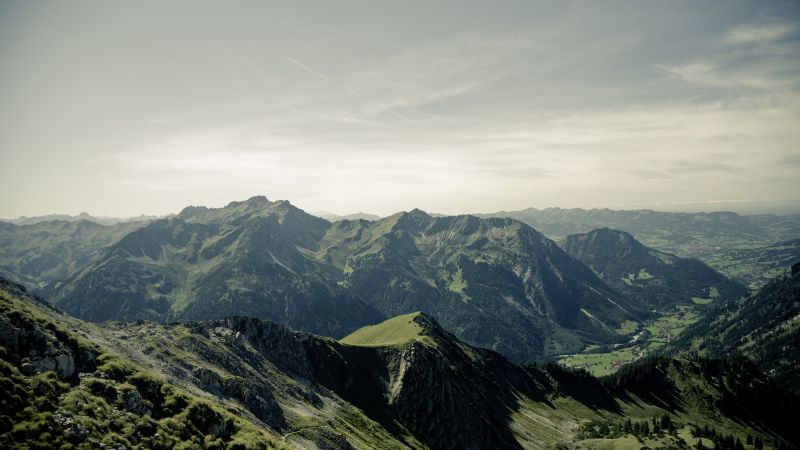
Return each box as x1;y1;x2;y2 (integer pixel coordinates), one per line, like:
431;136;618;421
1;1;799;449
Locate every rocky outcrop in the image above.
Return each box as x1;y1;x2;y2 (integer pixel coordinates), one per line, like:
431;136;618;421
185;402;235;439
192;366;286;430
118;385;152;416
0;282;96;381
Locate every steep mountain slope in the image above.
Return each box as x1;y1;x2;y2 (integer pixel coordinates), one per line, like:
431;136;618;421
41;196;651;362
319;211;645;361
0;279;289;450
562;228;747;310
669;262;800;394
2;279;797;449
0;219;145;289
51;197;382;338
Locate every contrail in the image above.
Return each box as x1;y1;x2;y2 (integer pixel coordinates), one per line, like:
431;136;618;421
388;110;422;126
287;57;331;81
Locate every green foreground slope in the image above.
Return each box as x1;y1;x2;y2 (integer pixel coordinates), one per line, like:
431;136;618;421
2;278;798;449
0;279;288;450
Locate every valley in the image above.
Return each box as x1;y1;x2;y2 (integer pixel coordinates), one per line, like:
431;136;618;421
559;305;701;377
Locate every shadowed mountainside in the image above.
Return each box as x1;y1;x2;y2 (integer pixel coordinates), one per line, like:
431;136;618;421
562;228;747;310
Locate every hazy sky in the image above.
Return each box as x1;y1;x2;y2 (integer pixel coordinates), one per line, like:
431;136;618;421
1;1;799;218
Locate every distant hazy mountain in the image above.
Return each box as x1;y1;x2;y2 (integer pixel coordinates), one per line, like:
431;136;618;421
5;212;163;226
0;219;145;289
2;279;797;449
49;196;383;339
562;228;746;310
479;207;764;240
670;262;800;394
31;196;646;362
314;211;382;221
479;207;800;287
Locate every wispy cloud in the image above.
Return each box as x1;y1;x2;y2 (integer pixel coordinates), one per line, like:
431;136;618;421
659;62;778;89
725;23;797;45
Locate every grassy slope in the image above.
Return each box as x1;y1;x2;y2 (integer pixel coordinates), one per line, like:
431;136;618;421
0;282;289;450
339;312;427;347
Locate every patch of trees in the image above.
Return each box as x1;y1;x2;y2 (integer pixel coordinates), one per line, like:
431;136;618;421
690;424;748;450
581;413;677;440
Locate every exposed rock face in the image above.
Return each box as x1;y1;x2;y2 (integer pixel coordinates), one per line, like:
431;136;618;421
54;410;90;443
191;367;285;429
186;403;235;439
119;385;151;416
0;280;94;380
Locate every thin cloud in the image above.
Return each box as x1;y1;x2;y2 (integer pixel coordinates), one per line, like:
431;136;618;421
725;23;797;45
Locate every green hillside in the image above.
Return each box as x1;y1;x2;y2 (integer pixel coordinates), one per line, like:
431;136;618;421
562;228;746;311
669;262;800;394
340;312;430;347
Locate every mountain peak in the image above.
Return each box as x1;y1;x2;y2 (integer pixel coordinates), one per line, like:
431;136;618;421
177;205;210;220
246;195;269;206
563;226;746;310
587;227;640;245
390;208;432;233
225;195;269;209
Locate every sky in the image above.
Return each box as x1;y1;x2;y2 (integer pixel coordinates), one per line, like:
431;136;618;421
1;0;799;218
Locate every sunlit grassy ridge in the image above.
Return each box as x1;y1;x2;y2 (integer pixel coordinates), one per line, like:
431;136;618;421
339;312;430;347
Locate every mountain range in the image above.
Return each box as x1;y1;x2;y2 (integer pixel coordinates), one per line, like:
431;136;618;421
3;212;164;226
0;196;758;364
39;197;647;362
